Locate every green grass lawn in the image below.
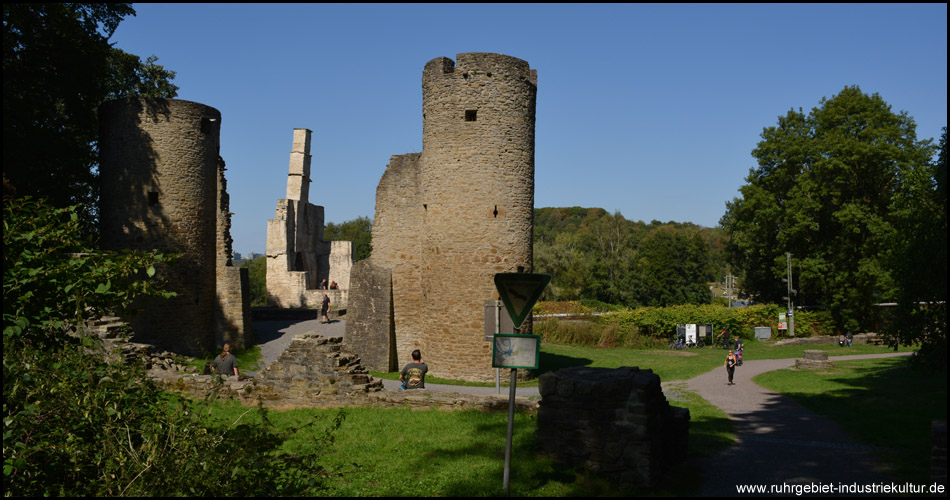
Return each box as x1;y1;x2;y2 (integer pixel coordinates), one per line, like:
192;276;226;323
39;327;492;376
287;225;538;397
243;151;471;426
374;340;911;387
199;339;923;495
753;357;946;484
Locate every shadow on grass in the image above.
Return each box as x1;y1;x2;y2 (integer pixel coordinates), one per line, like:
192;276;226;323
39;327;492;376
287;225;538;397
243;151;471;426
406;417;654;497
750;357;946;484
532;350;593;377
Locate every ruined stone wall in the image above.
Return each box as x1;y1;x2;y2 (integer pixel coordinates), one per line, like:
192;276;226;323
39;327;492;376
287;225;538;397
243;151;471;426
214;156;252;349
266;129;352;308
99;98;220;354
359;54;537;380
352;54;537;379
370;153;426;362
537;366;690;486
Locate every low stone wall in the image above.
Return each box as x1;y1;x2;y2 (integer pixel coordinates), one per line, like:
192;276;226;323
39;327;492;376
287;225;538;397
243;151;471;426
536;366;689;486
795;350;836;370
773;333;881;346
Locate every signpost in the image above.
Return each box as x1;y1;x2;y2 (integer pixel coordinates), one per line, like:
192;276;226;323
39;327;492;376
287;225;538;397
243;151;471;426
492;272;550;493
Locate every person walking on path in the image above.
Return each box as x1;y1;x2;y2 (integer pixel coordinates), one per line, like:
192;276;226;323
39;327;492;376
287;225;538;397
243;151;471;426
724;349;738;385
320;293;331;324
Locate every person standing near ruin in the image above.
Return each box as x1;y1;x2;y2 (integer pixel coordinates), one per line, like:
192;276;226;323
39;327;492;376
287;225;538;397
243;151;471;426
212;343;239;378
321;293;331;324
724;349;738;385
399;349;428;390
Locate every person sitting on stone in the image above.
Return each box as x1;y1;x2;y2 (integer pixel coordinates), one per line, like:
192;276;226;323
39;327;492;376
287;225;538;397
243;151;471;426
329;280;338;290
399;349;428;390
319;279;328;290
212;343;239;378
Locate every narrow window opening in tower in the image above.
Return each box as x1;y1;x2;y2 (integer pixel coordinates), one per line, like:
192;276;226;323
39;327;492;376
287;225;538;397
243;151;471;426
465;110;477;122
493;205;498;218
200;117;215;134
423;204;428;211
487;72;492;77
148;191;159;207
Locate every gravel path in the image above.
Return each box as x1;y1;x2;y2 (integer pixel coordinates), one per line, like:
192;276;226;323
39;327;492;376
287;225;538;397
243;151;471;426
251;318;914;493
683;351;913;496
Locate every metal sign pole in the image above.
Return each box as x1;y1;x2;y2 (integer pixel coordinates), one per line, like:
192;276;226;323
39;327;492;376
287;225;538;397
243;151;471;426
496;302;502;394
503;367;517;493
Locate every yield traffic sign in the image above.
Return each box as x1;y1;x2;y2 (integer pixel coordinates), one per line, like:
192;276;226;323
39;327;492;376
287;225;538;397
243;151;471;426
493;273;551;329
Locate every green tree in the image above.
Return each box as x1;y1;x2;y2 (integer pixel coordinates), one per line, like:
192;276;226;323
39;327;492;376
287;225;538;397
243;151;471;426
3;3;178;235
635;225;712;306
722;86;935;332
244;255;268;306
324;216;372;261
889;127;947;370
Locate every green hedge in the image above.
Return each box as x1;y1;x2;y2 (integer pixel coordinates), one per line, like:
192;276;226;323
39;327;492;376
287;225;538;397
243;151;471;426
533;302;835;348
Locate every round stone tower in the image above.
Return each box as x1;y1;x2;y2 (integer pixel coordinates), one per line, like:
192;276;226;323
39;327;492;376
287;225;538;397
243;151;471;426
420;53;537;380
98;98;220;354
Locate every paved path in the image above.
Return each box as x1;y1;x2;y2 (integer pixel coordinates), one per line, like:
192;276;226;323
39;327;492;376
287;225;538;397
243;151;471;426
250;318;913;494
683;352;912;496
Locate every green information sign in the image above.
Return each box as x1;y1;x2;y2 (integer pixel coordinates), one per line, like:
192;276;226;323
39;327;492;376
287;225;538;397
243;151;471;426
491;334;541;369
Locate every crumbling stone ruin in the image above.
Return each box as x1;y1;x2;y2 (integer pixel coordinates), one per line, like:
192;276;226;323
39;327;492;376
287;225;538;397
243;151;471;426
347;53;537;381
146;333;538;412
266;128;353;309
98;97;252;354
537;366;690;486
795;349;837;370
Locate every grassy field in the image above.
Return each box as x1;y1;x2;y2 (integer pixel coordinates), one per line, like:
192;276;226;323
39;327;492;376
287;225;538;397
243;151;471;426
198;337;926;495
206;395;730;497
373;340;912;387
753;357;947;484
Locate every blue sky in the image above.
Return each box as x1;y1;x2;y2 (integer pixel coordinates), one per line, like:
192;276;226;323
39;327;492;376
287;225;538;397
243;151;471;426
110;3;948;256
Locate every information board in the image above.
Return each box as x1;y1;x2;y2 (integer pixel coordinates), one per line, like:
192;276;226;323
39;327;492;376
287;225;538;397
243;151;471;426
491;334;540;369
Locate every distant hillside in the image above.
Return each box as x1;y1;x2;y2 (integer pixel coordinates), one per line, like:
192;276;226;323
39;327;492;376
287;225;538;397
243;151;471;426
532;207;729;307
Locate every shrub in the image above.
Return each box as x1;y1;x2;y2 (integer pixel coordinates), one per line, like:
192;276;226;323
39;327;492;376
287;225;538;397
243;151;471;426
3;197;342;496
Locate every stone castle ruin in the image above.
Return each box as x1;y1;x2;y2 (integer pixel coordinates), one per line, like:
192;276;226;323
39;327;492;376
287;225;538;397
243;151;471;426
265;128;353;309
98;98;252;354
347;53;537;381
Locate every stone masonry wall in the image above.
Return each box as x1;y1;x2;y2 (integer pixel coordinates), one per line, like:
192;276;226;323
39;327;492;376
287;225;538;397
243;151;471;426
215;155;252;348
367;153;425;363
537;366;690;486
344;260;395;371
359;53;537;381
99;98;220;354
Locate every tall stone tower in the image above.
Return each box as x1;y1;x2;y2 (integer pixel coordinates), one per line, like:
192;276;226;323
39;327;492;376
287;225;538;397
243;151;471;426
351;53;537;381
420;53;537;379
99;98;220;354
266;129;353;309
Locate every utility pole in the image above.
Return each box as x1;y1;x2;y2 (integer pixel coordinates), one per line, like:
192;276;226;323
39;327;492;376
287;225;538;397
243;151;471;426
725;274;734;308
783;252;796;337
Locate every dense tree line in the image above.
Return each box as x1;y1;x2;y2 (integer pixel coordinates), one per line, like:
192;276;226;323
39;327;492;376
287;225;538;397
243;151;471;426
534;207;727;307
721;86;945;367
